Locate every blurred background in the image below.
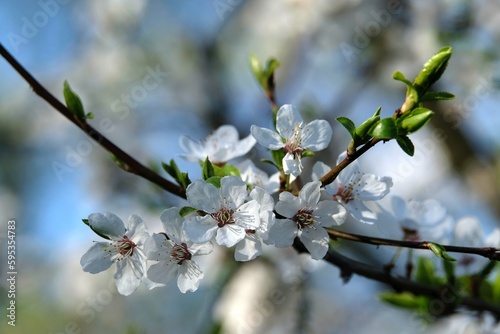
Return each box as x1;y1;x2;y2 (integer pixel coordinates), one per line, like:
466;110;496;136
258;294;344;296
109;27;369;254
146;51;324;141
1;0;500;333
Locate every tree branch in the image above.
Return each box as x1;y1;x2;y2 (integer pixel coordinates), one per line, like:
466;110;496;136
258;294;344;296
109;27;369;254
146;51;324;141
293;240;500;317
0;43;186;199
327;228;500;261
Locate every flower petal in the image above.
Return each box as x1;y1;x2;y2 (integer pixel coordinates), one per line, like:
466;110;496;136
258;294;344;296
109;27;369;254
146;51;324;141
234;200;261;230
266;219;297;248
160;207;186;244
177;260;204;293
276;104;302;139
147;261;179;285
215;224;246;247
221;176;247;209
354;175;393;201
300;227;329;260
80;242;114;273
282;153;302;177
301;120;332;151
251;125;284;150
275;193;301;219
179;135;207;162
187;180;220;213
183;216;218;243
314;200;347;227
299;181;321;208
88;212;126;238
235;234;262;262
114;257;144;296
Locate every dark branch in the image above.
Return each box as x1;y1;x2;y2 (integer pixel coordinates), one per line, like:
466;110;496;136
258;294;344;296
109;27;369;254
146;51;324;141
0;43;185;198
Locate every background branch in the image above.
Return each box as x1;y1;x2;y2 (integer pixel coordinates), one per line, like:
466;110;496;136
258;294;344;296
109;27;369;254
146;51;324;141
0;43;185;199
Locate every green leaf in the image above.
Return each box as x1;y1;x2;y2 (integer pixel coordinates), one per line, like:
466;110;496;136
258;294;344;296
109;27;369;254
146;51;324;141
213;164;240;178
415;257;438;285
162;160;191;189
428;242;456;261
82;218;110;240
63;80;86;120
396;135;415;156
263;58;280;78
355;106;381;143
202;157;215;180
492;271;500;303
301;150;315;158
443;258;455;284
379;292;429;311
205;176;221;188
110;153;128;170
271;149;285;169
393;71;412;86
399;108;434;134
413;46;452;93
179;206;197;217
249;54;263;80
369;118;397;139
420;91;455;102
336;116;357;139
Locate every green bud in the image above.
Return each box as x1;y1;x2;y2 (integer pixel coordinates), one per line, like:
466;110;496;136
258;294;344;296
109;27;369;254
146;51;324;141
428;242;456;262
369;118;397;140
63;80;86;120
413;46;452;94
399;107;434;134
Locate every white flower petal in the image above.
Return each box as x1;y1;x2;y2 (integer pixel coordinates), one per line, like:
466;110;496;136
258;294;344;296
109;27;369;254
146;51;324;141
250;186;274;212
299;181;321;208
177;261;204;293
235;234;262;262
301;120;332;151
160;207;186;244
147;261;179;285
215;224;246;247
187;180;220;213
355;175;393;201
266;219;298;248
276;104;302;139
179;135;207;162
80;242;114;274
312;161;330;181
251;125;284;150
145;234;174;261
189;242;214;256
345;201;378;224
275;193;301;219
282;153;302;177
314;200;347;227
300;226;330;260
114;258;144;296
183;216;218;243
88;212;126;238
221;176;247;209
234;200;261;230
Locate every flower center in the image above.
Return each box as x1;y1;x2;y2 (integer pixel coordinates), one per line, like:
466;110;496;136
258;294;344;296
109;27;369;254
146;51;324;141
334;175;362;204
117;236;136;257
284;123;304;156
211;208;235;227
293;208;315;229
171;243;192;265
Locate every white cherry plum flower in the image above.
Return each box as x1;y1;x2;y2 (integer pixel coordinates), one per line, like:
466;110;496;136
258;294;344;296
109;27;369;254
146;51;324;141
313;152;392;224
183;176;261;251
235;187;275;261
251;104;332;179
145;207;213;293
179;124;256;164
80;213;152;296
266;181;346;260
235;159;280;194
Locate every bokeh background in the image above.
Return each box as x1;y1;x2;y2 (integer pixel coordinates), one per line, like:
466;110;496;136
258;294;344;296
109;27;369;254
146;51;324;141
1;0;500;333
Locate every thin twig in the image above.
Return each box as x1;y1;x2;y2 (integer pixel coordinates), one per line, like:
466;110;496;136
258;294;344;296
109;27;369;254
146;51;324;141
326;228;500;261
0;43;186;198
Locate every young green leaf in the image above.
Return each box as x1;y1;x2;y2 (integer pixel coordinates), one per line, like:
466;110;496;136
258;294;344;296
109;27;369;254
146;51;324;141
420;91;455;102
369;118;397;139
379;292;429;311
413;46;452;94
63;80;86;120
399;108;434;134
355;106;381;143
396;135;415;156
205;176;221;188
415;257;439;285
428;242;456;262
213;164;240;177
179;206;197;217
271;149;285;169
336;116;357;139
202;157;215;180
392;71;412;86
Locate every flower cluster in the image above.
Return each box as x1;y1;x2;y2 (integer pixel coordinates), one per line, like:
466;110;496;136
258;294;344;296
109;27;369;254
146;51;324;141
80;103;490;296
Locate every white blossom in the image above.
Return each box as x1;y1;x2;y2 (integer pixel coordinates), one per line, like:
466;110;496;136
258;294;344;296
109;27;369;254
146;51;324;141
183;176;261;248
179;124;256;164
266;181;346;260
146;207;213;293
251;104;332;178
80;213;151;296
313;153;392;224
235;159;280;194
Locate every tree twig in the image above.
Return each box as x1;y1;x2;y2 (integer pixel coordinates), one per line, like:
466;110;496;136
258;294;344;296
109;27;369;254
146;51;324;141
0;43;186;198
326;228;500;261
